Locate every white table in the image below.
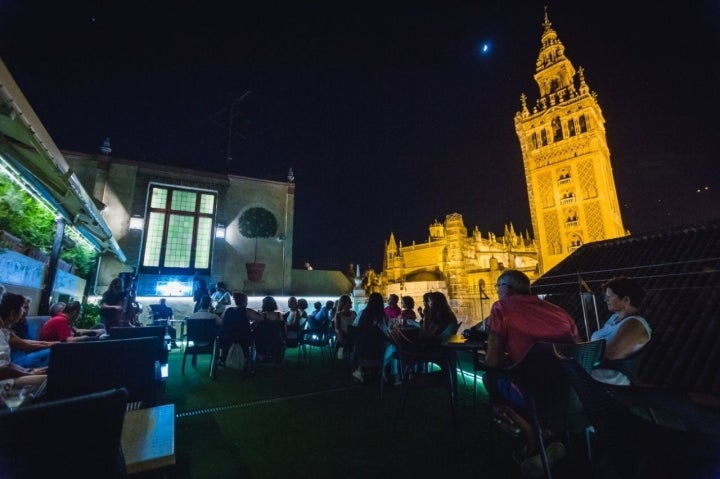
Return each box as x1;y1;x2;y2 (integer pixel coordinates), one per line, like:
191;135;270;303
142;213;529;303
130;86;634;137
122;403;176;474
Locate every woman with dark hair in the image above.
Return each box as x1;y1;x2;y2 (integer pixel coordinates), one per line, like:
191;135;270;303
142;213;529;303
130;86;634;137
421;292;459;342
0;293;47;388
385;292;460;386
218;292;260;367
9;296;55;368
400;296;417;324
591;276;651;385
254;296;285;363
352;292;387;383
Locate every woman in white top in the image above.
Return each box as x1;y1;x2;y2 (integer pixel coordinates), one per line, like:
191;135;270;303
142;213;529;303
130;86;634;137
591;277;651;385
0;293;47;389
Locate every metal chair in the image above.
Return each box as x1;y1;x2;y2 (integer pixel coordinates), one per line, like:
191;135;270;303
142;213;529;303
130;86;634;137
251;319;287;370
595;346;647;384
300;320;334;363
391;328;459;442
485;340;605;479
556;351;720;479
182;318;219;379
349;325;386;393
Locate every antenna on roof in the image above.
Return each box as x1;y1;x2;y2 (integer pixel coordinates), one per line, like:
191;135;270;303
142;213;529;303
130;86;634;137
226;91;251;163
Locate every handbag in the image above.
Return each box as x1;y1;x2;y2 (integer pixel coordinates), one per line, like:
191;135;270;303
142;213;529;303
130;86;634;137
225;343;245;370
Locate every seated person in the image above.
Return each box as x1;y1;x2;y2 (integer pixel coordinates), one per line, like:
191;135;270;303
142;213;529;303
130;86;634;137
591;276;651;385
399;296;417;323
306;302;322;329
210;282;232;319
0;293;47;389
387;292;458;385
253;296;285;363
333;294;356;360
351;293;388;383
283;296;305;347
39;301;106;342
219;292;260;367
296;298;309;330
9;297;57;368
308;300;334;332
384;294;401;320
189;295;222;330
482;270;579;476
150;298;178;348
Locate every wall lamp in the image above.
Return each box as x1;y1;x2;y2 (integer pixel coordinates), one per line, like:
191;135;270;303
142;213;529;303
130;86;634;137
129;216;145;230
215;224;226;239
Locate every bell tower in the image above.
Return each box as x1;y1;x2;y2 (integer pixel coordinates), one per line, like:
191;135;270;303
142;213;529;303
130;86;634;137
514;8;626;273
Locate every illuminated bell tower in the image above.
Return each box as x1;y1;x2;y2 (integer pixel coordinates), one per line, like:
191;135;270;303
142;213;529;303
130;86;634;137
514;8;626;273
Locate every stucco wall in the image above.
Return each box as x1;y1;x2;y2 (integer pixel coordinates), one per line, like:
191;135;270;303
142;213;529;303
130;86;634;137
65;152;295;297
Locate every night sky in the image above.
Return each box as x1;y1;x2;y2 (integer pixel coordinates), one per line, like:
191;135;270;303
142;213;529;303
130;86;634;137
1;1;718;271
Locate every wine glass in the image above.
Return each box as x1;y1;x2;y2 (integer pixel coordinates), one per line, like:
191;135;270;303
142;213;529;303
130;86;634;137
1;385;28;412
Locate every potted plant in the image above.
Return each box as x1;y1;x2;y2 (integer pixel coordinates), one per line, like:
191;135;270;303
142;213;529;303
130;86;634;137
237;206;278;281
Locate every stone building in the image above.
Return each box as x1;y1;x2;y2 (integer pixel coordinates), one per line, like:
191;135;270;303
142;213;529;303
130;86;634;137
64;149;296;300
514;9;627;272
381;213;539;325
1;56;352;316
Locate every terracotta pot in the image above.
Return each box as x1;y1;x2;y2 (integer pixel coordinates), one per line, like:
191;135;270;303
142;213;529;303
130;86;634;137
246;263;266;282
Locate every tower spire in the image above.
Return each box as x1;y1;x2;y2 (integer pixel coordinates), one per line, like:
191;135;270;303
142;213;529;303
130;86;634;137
543;5;552;33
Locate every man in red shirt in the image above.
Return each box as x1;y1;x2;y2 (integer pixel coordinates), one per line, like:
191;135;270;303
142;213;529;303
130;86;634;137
39;301;105;342
483;269;579;476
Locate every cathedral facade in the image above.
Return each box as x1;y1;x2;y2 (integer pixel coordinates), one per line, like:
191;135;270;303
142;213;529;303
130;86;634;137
381;213;539;325
377;9;627;322
514;9;626;272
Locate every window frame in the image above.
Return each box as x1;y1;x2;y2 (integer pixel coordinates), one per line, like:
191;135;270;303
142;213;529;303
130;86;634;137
138;183;217;276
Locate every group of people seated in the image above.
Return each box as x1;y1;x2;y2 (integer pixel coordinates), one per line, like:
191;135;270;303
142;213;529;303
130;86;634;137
480;270;652;477
210;292;338;370
0;293;52;391
348;291;457;385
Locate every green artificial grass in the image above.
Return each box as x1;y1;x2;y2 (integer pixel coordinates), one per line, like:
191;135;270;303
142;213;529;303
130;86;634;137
155;347;590;479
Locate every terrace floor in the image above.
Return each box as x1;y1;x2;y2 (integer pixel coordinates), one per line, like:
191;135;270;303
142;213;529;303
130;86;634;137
145;346;593;479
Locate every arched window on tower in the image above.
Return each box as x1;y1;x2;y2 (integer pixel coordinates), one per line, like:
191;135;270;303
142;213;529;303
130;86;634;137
552;117;563;141
541;129;548;146
567;119;576;137
550;78;561;93
558;168;571;184
579;114;587;133
565;209;578;227
531;132;538;149
568;233;583;252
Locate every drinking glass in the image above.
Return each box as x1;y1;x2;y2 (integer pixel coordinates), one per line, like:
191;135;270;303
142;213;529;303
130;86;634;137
1;385;28;411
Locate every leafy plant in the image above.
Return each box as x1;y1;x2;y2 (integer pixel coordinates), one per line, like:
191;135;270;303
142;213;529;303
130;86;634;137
237;207;278;263
76;301;101;329
0;175;96;277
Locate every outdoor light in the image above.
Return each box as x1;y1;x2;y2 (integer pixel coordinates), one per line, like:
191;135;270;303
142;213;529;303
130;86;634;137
156;279;192;296
129;216;144;230
215;224;226;238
